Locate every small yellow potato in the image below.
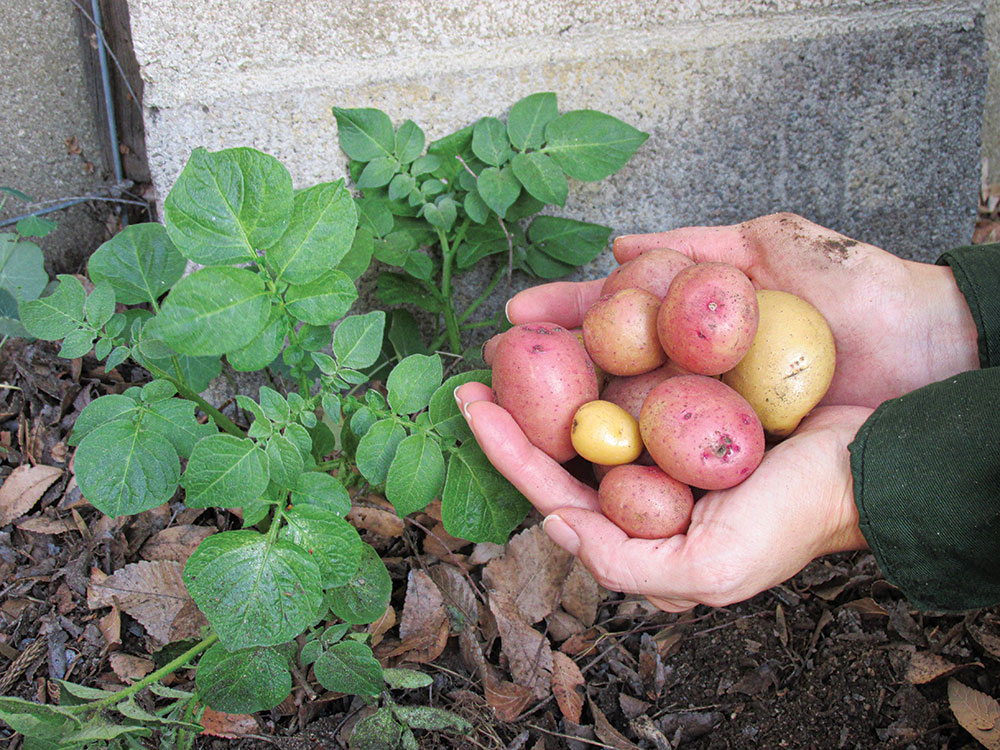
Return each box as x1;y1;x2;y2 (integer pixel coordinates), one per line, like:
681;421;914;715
722;290;836;438
571;400;643;465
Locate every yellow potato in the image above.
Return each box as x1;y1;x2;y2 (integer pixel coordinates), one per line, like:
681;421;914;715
722;290;835;438
571;400;643;465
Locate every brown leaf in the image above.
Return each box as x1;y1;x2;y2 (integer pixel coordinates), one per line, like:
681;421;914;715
140;525;217;565
346;505;404;537
367;604;396;649
559;558;603;627
109;653;155;684
838;597;888;616
15;516;76;535
490;594;554;700
588;693;642;750
199;708;258;738
0;464;62;525
484;674;533;722
396;570;449;663
469;542;506;565
98;603;121;649
546;609;585;643
970;624;1000;660
638;633;668;699
87;560;208;645
428;563;481;632
551;651;584;723
422;521;471;560
907;651;971;685
483;525;573;624
948;678;1000;748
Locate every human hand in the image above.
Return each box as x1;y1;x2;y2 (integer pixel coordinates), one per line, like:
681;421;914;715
455;379;872;611
502;212;979;408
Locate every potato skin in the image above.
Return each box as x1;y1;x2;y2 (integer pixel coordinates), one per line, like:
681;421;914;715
491;323;599;463
640;374;764;490
722;290;835;438
600;361;691;421
657;262;759;376
598;464;694;539
571;400;643;466
583;288;667;377
602;247;695;299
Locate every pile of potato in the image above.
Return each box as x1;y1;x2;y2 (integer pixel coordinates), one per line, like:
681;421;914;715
490;248;836;540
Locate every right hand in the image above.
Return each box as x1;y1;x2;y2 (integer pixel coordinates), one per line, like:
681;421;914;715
505;212;980;408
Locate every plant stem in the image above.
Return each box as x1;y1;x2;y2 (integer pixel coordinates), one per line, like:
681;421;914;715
436;228;463;355
457;264;505;325
145;361;245;438
70;633;218;715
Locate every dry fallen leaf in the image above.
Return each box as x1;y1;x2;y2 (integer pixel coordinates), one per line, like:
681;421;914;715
484;673;533;723
367;604;396;649
483;525;573;625
200;708;258;738
551;651;584;723
907;651;972;685
948;678;1000;748
0;464;62;525
489;594;553;700
15;516;76;535
346;504;404;537
109;653;155;684
969;624;1000;661
395;570;449;663
559;558;603;627
639;633;669;699
428;563;481;631
588;692;642;750
140;524;217;565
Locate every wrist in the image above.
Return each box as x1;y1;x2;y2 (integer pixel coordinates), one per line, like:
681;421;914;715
908;262;980;380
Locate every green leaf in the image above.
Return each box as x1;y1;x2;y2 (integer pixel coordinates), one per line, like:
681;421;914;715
115;698;203;731
182;434;270;508
428;369;491;441
355;419;406;486
409;153;441;177
105;345;130;372
334;107;395;162
386;353;442;414
427;124;473;181
58;328;96;359
388;173;416;202
350;707;403;750
0;233;47;301
164;147;294;264
543;110;649;181
14;215;57;239
338;226;375;280
0;695;80;738
462;190;490;224
442;442;530;544
314;640;383;697
156;266;271;356
356;156;398;189
281;505;363;588
511;152;568;207
387;309;429;360
285;270;357;325
524;244;576;279
375;272;442;314
140;350;222;393
140;378;177;403
471;117;511;167
18;274;86;340
385;433;445;517
86;222;186;305
507;91;558;150
394;120;425;164
195;642;291;713
68;394;138;446
85;282;116;328
392;705;473;733
265;434;305;492
333;310;386;369
267;180;358;285
528;215;612;265
476;166;521;218
183;529;323;649
291;472;351;516
227;310;289;371
327;542;392;624
356;196;394;238
74;419;180;517
259;385;290;423
383;668;434;690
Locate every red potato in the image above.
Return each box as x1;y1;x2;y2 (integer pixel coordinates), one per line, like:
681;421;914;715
491;323;599;463
657;262;759;376
583;288;667;377
598;464;694;539
600;360;692;421
639;374;764;490
602;247;695;299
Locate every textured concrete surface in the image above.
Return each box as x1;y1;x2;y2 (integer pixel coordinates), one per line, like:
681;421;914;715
984;0;1000;185
0;0;111;272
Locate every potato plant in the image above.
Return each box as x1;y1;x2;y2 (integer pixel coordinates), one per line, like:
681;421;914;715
3;93;647;748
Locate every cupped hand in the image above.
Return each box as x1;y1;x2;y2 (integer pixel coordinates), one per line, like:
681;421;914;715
499;213;979;408
455;379;872;611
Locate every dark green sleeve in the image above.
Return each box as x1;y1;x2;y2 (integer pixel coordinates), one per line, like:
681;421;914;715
848;244;1000;611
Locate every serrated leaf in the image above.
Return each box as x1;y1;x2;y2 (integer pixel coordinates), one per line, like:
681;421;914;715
442;442;530;544
476;166;521;218
511;152;568;207
394;120;425;164
182;434;270;508
356;419;406;486
164;147;294;264
281;505;363;588
18;274;86;340
0;233;47;301
183;529;323;649
334;107;395;162
156;266;271;356
291;472;351;516
333;310;386;369
543;110;648;181
471;117;511;167
314;640;383;696
386;353;442;415
267;180;358;285
87;222;186;305
327;542;392;624
428;369;491;441
196;641;292;714
385;433;445;517
285;269;357;325
528;215;612;265
507;92;558;150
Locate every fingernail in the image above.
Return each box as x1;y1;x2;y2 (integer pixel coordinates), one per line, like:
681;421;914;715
453;386;474;424
503;299;512;323
542;515;580;555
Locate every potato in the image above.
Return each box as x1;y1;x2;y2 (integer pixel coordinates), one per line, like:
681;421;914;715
491;323;599;462
570;400;643;466
583;288;667;376
600;361;691;421
571;328;608;390
602;247;695;299
598;464;694;539
639;374;764;490
657;262;758;376
722;290;835;438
